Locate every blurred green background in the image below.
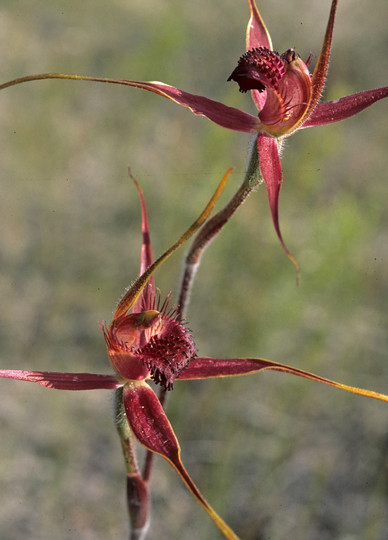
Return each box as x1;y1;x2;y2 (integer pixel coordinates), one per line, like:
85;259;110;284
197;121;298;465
1;0;388;538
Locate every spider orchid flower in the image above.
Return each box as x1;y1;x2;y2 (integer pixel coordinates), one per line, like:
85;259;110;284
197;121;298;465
2;1;387;270
1;170;388;540
118;0;388;266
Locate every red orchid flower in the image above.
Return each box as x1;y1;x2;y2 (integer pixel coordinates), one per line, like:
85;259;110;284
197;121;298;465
1;0;387;271
1;171;388;540
115;0;388;266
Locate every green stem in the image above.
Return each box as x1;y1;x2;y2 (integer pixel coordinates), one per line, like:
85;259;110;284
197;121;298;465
114;388;140;475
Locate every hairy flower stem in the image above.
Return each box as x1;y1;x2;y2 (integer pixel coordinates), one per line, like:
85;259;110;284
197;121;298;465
114;388;140;475
178;139;261;319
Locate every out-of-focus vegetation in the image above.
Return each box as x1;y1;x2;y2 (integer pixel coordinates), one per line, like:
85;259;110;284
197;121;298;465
1;1;388;538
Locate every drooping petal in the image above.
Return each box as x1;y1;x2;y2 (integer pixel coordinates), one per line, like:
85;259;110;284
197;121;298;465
302;86;388;128
0;369;120;390
257;135;300;280
246;0;272;111
179;357;388;403
124;80;260;133
308;0;338;116
123;381;240;540
0;74;260;133
257;134;281;240
112;168;232;321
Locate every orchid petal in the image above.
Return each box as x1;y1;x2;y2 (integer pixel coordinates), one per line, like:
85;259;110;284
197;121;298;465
302;86;388;128
179;357;388;403
246;0;272;111
0;74;260;133
0;369;120;390
124;80;260;133
257;135;300;281
123;382;240;540
308;0;338;116
113;168;233;321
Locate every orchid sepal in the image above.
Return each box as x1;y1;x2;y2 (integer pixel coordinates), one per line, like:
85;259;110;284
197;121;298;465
123;381;240;540
179;357;388;403
246;0;272;51
256;135;301;282
246;0;272;111
308;0;338;115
